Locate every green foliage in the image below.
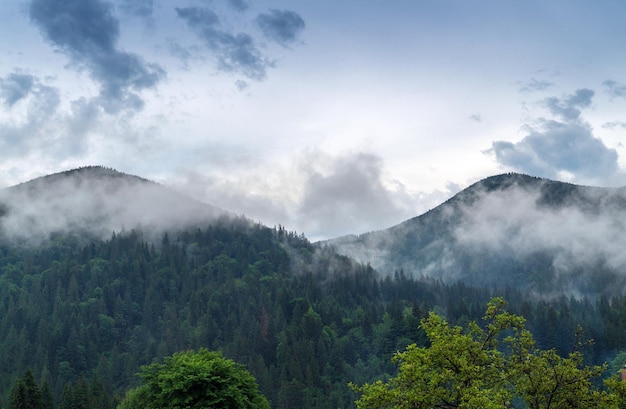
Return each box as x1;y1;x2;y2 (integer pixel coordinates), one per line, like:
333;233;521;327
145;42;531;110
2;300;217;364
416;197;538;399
118;348;269;409
352;298;617;409
2;219;626;408
9;371;44;409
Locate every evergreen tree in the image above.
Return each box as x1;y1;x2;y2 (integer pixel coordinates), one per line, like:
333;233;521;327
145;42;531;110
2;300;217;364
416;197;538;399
9;370;44;409
40;381;55;409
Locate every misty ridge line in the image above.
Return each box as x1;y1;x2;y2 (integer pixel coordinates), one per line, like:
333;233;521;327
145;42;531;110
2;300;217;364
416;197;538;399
6;166;626;298
328;173;626;298
0;166;229;244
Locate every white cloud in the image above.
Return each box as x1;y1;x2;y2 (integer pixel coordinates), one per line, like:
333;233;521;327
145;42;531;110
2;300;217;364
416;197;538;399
488;89;620;184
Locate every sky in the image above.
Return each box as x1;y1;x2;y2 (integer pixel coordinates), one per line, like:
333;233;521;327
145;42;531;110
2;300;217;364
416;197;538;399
1;0;626;240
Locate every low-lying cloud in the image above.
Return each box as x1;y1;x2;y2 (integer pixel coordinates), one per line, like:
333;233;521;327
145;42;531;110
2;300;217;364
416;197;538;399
329;176;626;297
168;150;454;241
453;181;626;294
0;167;223;243
296;152;414;239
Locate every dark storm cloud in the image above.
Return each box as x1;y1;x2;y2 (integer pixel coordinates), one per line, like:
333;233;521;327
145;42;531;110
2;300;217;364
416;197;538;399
543;88;593;121
176;6;270;80
603;79;626;99
256;9;305;46
29;0;165;113
489;89;619;181
0;73;36;108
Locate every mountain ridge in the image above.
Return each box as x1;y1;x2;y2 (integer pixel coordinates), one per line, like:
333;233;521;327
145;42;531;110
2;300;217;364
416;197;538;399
0;165;225;243
327;172;626;297
4;167;626;297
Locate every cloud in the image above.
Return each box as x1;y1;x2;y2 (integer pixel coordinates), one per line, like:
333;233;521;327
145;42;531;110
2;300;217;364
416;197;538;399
29;0;165;114
176;6;271;80
469;113;481;122
0;72;61;155
453;182;626;295
235;79;249;91
117;0;154;18
603;79;626;99
543;88;593;121
602;120;626;130
167;150;443;240
519;78;554;93
227;0;249;12
294;152;422;239
488;89;619;183
0;73;36;108
256;9;305;46
0;167;224;243
490;121;618;181
0;70;161;170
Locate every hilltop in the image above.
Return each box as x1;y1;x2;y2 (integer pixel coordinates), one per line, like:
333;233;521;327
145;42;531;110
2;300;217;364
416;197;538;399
0;166;224;243
327;173;626;297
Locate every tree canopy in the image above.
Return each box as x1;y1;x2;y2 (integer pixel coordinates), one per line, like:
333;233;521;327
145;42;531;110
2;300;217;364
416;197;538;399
351;298;622;409
117;348;269;409
9;370;44;409
5;224;626;408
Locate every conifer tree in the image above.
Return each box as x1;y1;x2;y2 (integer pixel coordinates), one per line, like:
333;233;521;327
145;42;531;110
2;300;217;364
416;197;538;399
9;371;44;409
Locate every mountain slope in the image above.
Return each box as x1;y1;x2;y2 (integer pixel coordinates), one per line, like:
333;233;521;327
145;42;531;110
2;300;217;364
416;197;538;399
3;168;626;408
327;173;626;297
0;166;224;242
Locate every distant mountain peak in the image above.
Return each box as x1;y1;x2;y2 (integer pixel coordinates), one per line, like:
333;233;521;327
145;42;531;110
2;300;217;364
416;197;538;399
328;173;626;297
0;167;224;243
9;166;152;191
472;172;544;190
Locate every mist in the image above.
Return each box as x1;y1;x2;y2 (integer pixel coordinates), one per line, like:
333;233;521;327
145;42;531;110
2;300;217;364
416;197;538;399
329;174;626;297
455;184;626;271
0;167;224;244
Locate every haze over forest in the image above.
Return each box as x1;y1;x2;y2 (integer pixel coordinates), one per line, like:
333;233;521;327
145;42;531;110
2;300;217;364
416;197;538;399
2;167;626;408
4;167;626;299
3;1;626;407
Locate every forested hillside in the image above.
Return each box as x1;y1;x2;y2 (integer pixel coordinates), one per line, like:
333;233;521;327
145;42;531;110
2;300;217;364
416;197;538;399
329;173;626;297
2;215;626;408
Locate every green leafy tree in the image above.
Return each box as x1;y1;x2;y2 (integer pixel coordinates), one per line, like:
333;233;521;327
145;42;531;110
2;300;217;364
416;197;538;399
117;348;270;409
351;298;618;409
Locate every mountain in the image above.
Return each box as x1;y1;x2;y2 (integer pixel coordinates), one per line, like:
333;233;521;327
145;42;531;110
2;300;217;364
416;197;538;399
3;168;626;408
0;166;224;243
327;173;626;297
0;166;429;409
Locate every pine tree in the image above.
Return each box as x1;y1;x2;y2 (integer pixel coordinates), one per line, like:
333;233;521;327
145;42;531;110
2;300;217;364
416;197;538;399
9;370;44;409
